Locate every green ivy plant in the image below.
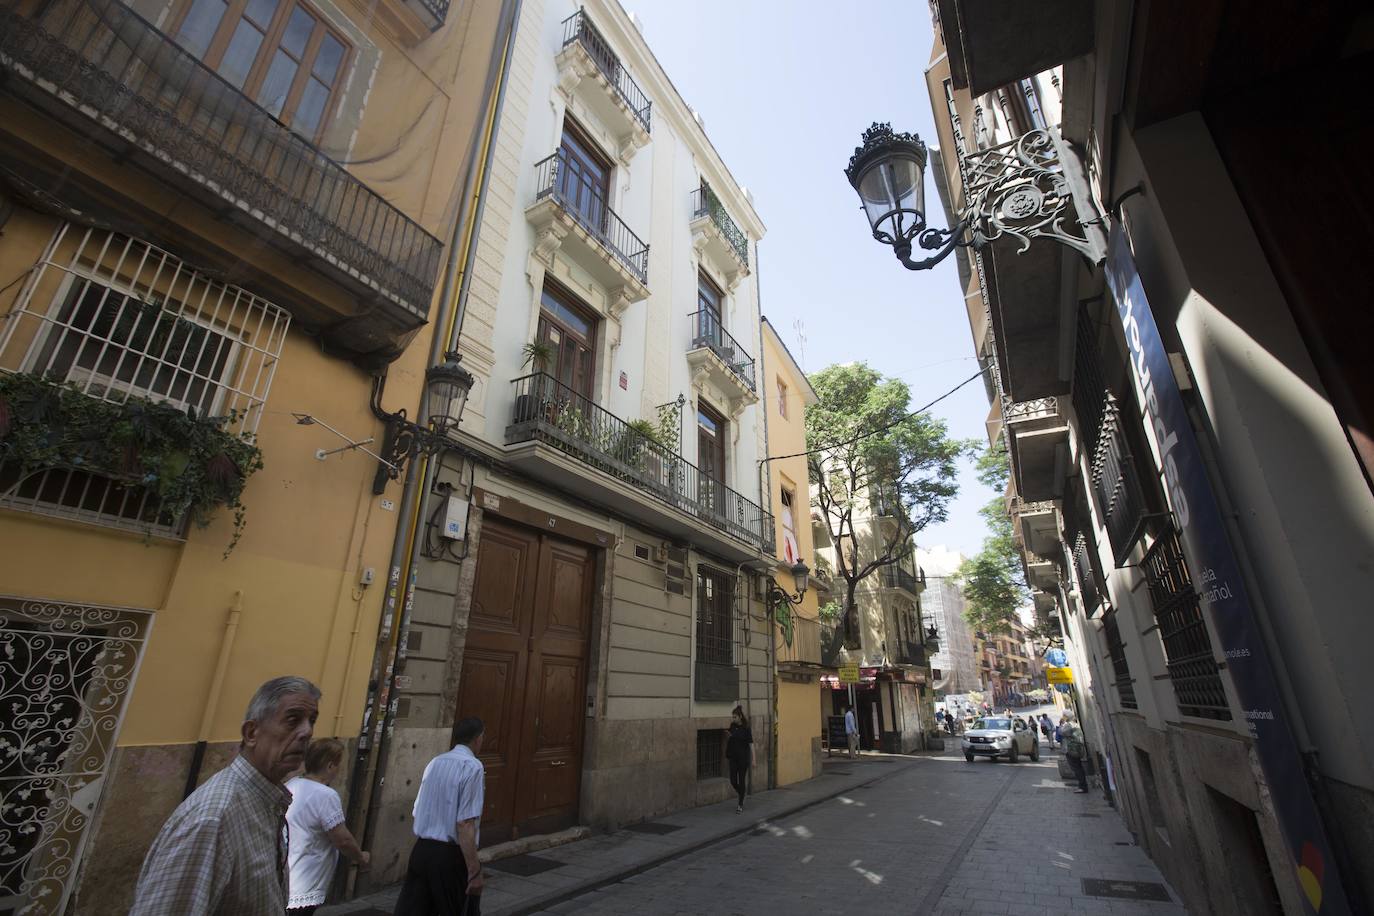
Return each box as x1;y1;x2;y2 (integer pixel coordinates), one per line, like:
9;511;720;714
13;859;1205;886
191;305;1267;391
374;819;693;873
0;372;264;556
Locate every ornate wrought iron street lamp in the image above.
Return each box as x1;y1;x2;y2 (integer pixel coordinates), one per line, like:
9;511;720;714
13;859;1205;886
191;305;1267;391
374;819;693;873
845;123;968;271
767;560;811;608
845;121;1105;271
373;351;475;492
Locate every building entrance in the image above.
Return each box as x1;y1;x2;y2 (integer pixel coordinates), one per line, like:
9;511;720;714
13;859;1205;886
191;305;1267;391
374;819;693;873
456;518;596;843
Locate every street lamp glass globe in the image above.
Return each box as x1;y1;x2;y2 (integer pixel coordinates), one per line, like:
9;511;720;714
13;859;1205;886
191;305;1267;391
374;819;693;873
790;560;810;597
424;352;475;437
845;123;928;246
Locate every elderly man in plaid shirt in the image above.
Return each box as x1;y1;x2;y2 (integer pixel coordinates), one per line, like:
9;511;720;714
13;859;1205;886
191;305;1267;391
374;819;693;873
130;675;321;916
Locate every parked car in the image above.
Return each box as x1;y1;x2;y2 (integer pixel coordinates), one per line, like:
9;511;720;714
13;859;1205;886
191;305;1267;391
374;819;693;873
962;716;1040;763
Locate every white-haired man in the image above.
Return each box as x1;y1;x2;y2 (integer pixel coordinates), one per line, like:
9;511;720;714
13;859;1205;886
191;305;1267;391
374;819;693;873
1059;710;1090;794
130;676;321;915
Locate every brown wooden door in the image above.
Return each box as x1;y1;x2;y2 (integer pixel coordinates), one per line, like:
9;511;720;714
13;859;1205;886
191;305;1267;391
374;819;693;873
697;403;727;524
456;518;595;844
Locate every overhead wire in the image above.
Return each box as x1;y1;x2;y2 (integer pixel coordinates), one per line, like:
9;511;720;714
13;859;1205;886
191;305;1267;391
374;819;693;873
763;364;992;464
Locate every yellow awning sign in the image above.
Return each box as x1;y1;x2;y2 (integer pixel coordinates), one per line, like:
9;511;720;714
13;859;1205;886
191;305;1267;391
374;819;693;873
838;663;861;684
1045;666;1074;685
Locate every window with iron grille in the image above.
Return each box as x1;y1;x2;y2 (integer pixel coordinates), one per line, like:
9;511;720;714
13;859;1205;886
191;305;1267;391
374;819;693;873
1072;305;1109;460
1142;530;1231;720
1072;531;1103;615
1091;395;1149;566
0;224;289;534
695;565;735;667
695;729;724;779
1102;611;1137;709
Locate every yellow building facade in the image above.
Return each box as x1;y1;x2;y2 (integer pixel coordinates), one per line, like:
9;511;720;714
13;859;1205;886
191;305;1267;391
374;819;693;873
760;317;822;787
0;0;507;911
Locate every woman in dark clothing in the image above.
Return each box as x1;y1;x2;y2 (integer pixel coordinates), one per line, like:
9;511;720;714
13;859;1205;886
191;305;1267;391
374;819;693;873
726;705;755;814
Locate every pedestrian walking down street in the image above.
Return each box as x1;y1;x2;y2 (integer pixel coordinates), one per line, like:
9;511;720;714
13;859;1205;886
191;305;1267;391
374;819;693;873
395;717;487;916
1060;711;1090;793
844;704;860;759
285;739;370;915
130;675;321;916
1039;713;1053;744
726;705;755;814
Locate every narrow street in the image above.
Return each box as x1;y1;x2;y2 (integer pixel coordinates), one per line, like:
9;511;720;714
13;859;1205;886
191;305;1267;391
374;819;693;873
530;743;1185;916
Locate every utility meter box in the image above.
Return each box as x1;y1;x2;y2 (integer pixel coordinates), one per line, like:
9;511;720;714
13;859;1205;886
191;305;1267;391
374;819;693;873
443;495;469;541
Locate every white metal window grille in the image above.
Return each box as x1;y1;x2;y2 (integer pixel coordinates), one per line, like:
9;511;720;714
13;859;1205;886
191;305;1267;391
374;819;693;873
0;224;290;534
0;596;153;915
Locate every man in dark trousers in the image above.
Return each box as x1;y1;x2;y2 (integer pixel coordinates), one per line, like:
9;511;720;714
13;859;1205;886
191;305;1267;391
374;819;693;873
395;717;486;915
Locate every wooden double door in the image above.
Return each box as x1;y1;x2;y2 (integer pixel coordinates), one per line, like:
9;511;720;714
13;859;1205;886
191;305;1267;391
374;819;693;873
456;518;596;844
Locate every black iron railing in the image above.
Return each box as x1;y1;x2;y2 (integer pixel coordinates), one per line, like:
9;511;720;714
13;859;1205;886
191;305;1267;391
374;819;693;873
0;0;443;318
1072;531;1102;614
1073;303;1110;458
893;640;926;666
881;565;920;595
1091;395;1149;565
1103;611;1137;709
416;0;450;28
819;621;846;667
871;486;901;518
1142;529;1230;720
690;184;749;269
687;309;755;391
533;150;649;285
561;10;651;133
507;373;772;550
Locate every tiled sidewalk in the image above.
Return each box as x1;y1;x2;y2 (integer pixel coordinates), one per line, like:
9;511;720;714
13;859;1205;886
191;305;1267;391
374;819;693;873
318;752;919;916
929;745;1187;915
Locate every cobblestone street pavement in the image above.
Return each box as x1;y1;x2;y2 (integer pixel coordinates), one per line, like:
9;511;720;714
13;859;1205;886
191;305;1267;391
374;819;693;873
535;747;1187;916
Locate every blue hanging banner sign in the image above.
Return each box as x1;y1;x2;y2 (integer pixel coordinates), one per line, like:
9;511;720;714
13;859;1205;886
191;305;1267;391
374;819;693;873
1105;226;1348;915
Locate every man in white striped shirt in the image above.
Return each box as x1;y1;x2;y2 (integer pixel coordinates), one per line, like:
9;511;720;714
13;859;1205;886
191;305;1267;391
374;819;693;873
395;717;486;915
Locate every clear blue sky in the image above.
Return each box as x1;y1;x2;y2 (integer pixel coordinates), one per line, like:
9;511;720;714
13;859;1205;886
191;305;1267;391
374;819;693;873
629;0;994;557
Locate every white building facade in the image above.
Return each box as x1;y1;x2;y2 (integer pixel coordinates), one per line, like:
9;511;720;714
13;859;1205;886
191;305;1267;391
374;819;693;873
356;0;780;883
916;546;979;695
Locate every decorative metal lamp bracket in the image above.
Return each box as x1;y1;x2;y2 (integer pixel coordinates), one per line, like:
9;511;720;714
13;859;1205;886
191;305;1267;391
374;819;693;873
958;128;1107;265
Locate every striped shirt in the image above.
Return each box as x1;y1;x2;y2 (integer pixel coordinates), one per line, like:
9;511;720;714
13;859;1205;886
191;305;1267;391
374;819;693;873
129;754;291;916
411;743;485;844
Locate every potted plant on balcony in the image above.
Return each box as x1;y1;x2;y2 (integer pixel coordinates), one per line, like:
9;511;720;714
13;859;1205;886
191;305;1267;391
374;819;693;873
515;341;556;424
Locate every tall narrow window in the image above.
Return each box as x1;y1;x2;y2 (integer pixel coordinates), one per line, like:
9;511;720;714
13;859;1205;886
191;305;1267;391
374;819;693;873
557;120;612;234
537;284;596;400
696;401;727;522
173;0;350;141
776;377;788;418
696;566;735;666
694;271;725;353
779;485;798;564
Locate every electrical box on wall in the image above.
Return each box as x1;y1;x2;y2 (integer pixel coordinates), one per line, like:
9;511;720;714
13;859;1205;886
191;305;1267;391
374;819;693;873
443;495;469;540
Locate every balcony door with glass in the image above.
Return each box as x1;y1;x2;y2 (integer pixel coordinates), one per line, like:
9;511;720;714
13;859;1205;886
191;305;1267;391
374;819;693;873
538;285;596;401
697;401;727;526
557;121;611;238
173;0;350;141
695;271;724;354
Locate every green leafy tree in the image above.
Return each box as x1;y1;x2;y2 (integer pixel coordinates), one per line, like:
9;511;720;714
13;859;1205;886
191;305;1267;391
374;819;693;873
805;363;969;647
958;437;1028;634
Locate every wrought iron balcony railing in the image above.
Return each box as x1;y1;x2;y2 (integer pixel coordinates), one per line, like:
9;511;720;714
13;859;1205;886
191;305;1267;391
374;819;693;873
416;0;450;29
777;614;822;667
690;185;749;269
881;565;920;595
0;0;443;319
820;621;846;667
1003;395;1061;423
561;10;651;133
507;373;772;550
687;309;755;392
870;487;901;519
534;150;649;285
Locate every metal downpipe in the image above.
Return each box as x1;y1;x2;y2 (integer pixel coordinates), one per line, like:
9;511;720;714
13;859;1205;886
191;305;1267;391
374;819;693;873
349;0;522;878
